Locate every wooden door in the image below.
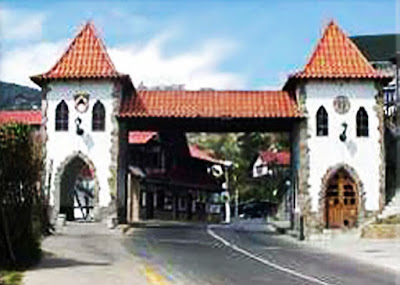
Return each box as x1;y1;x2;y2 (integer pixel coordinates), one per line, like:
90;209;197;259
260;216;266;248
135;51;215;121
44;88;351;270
326;181;342;228
326;170;357;228
342;182;358;228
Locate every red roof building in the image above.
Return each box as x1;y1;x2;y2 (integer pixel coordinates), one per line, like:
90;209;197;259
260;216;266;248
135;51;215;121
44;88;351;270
258;150;290;166
128;131;158;144
0;110;42;125
188;144;225;165
252;150;290;178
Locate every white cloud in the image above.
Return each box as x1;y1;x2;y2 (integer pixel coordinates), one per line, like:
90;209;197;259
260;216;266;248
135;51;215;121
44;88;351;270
109;34;245;90
0;40;67;87
1;30;245;90
0;7;46;41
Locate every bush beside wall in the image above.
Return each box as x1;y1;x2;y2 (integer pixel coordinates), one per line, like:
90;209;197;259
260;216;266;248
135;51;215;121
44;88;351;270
0;124;44;268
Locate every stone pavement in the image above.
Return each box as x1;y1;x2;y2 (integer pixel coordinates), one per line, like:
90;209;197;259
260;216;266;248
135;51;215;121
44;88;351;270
23;222;172;285
276;232;400;274
304;237;400;273
23;220;400;284
231;219;400;274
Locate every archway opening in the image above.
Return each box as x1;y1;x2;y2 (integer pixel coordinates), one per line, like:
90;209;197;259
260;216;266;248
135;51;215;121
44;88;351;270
60;156;96;221
325;168;358;229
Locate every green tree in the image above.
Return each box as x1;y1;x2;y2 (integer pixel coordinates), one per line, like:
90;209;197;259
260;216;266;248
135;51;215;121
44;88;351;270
0;123;44;267
187;132;289;203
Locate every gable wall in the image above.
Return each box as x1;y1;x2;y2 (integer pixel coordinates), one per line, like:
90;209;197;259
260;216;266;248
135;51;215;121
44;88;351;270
45;79;118;213
304;80;382;213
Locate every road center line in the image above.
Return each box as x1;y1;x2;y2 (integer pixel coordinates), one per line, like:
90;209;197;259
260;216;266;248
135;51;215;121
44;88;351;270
207;227;332;285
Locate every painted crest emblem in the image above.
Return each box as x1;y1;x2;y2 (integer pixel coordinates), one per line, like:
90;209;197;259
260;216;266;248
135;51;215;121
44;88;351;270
74;92;90;113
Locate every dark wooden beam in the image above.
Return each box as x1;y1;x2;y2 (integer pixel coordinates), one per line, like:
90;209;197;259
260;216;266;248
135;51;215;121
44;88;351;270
119;117;303;132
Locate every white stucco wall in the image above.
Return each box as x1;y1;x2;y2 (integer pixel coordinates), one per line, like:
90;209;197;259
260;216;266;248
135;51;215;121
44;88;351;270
45;79;117;210
304;80;381;212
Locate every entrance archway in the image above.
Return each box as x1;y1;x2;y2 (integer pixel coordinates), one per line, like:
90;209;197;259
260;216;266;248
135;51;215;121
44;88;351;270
55;152;99;221
116;90;304;223
321;165;363;229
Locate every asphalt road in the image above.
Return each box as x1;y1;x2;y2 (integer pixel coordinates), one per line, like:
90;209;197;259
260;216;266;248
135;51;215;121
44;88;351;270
124;224;400;285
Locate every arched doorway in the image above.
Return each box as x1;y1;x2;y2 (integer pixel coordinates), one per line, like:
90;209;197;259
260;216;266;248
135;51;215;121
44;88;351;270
57;153;98;221
324;168;359;228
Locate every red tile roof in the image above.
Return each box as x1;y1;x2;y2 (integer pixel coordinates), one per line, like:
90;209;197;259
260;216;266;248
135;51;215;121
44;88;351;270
0;110;42;125
120;90;302;118
128;131;157;144
31;22;124;85
292;21;390;79
189;144;224;164
259;150;290;166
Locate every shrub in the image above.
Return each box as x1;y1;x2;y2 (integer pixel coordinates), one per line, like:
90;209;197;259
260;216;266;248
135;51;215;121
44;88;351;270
0;123;44;268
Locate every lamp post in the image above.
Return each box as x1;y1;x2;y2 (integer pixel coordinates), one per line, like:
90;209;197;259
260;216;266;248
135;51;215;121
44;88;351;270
234;183;239;219
209;163;231;223
222;161;234;222
285;180;293;229
224;162;239;219
221;188;231;223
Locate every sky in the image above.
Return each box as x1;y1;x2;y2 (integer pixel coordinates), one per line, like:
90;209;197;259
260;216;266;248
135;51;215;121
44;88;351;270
0;0;398;90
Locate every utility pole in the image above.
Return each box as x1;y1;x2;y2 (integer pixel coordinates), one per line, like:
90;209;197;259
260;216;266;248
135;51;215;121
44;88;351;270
229;162;238;219
224;168;231;223
234;185;239;219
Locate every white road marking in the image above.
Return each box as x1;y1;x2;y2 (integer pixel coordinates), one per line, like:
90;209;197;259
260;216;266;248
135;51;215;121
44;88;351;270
207;227;333;285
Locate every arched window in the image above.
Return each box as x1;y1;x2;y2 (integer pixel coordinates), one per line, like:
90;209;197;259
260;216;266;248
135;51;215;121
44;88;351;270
92;101;105;131
356;107;368;137
55;100;69;131
316;106;328;136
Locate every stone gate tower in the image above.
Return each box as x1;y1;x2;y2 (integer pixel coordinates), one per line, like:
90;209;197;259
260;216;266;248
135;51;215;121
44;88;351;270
31;22;132;221
285;21;391;234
